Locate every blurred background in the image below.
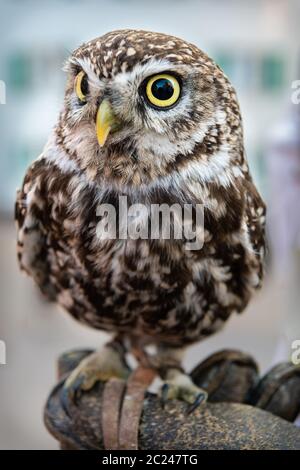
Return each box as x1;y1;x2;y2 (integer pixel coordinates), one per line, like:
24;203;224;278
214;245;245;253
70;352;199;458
0;0;299;449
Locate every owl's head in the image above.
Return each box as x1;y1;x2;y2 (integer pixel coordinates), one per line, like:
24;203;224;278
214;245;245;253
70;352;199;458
57;30;242;188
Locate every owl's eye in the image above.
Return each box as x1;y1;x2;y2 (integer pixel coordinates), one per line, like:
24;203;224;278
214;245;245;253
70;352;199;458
74;71;89;102
144;73;181;109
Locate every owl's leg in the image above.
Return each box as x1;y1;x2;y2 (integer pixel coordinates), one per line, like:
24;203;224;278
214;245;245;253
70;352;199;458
157;346;208;413
61;336;130;416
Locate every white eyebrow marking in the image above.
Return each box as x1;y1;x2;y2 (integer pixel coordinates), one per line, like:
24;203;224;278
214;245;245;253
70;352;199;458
66;57;102;88
113;57;184;87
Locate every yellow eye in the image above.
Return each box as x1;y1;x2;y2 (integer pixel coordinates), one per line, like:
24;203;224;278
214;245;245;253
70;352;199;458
145;73;181;108
74;71;88;102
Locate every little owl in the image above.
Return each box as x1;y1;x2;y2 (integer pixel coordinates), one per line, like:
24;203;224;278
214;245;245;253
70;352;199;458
15;30;266;412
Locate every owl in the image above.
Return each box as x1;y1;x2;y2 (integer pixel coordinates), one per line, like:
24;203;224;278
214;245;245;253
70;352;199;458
15;30;266;412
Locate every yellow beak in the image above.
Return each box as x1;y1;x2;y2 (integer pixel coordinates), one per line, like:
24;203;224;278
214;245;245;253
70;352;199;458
96;99;117;147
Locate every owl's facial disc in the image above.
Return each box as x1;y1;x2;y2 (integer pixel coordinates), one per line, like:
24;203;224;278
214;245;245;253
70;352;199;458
67;52;217;170
59;31;232;186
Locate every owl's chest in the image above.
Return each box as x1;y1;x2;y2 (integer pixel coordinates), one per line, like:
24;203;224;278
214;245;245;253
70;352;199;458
45;194;229;343
49;194;193;287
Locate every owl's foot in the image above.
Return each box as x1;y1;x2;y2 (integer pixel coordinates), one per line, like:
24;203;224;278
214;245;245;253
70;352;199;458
61;343;130;416
160;368;208;414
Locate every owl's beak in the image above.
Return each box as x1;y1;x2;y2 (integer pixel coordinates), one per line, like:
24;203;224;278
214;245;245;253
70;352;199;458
96;99;118;147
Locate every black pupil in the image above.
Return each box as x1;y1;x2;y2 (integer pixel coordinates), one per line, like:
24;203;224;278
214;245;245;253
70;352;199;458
80;74;89;96
151;78;174;101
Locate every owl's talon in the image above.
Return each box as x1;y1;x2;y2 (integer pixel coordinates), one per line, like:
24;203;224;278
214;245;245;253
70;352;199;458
160;368;208;412
60;345;130;417
160;383;170;409
60;384;76;417
61;371;92;417
72;375;85;403
187;391;208;415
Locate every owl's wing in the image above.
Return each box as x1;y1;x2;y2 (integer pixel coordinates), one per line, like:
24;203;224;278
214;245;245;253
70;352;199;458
15;158;57;301
245;177;266;247
243;175;267;288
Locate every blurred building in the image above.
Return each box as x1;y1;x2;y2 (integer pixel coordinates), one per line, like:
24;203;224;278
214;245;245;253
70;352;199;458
0;0;299;449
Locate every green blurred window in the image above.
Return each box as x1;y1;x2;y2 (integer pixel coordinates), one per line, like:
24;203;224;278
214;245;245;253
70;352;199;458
7;51;32;91
261;55;285;91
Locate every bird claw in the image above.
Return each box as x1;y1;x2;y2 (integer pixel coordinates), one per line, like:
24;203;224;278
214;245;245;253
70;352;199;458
186;391;207;414
160;370;208;413
160;382;170;409
60;378;83;418
59;346;130;418
61;374;86;417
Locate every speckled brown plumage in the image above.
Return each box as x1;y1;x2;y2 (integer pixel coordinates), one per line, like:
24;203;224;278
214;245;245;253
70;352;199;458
15;29;266;349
